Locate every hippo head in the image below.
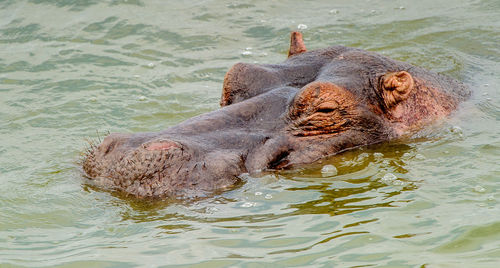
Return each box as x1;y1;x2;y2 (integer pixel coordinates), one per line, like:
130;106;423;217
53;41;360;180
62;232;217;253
83;32;469;198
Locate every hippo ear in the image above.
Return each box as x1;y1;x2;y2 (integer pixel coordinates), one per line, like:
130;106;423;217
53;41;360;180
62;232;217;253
379;71;414;108
288;32;307;58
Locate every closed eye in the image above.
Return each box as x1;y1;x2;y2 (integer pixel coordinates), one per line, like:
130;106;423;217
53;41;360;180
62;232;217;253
316;108;336;114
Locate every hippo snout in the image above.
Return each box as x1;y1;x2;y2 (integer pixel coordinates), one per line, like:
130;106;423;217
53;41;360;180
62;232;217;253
83;133;247;198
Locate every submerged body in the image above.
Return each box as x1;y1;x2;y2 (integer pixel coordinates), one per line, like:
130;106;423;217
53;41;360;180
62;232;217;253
83;32;469;198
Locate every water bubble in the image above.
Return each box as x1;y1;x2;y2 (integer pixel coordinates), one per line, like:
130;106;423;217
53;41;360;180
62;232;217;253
89;97;97;102
357;153;370;162
370;10;376;14
381;173;397;184
138;96;146;101
206;207;219;212
392;180;404;186
473;185;486;193
245;47;252;51
241;51;252;56
483;83;489;87
255;191;263;196
241;202;256;208
133;74;140;78
265;194;273;199
147;62;155;68
398;6;405;10
486;97;492;101
297;24;308;30
487;195;495;201
415;154;426;160
373;152;384;160
450;126;463;136
329;9;339;14
402;152;412;160
321;164;338;177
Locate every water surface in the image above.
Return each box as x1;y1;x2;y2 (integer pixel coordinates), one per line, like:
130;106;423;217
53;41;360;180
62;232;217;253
1;0;499;267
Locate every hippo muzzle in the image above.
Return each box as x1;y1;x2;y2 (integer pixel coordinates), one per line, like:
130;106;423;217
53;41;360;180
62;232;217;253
82;32;469;198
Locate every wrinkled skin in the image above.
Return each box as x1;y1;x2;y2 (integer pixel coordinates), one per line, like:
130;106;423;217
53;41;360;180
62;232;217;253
83;32;470;198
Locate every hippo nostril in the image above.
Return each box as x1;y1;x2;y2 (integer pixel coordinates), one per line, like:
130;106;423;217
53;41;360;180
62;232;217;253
144;140;180;151
98;133;131;155
99;136;117;155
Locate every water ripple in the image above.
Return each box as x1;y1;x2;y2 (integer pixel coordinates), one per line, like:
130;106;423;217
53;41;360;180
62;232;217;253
1;0;499;267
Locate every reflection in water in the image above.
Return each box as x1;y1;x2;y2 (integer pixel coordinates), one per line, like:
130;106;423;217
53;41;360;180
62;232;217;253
281;144;416;216
106;142;420;256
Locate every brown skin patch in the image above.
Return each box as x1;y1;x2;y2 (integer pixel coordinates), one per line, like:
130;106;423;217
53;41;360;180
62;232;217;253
289;81;360;136
145;141;180;151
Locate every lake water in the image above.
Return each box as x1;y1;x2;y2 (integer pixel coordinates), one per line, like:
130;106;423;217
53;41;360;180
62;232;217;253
1;0;499;267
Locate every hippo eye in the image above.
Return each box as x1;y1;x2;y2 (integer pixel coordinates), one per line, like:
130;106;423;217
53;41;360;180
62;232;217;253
316;108;336;114
315;101;339;114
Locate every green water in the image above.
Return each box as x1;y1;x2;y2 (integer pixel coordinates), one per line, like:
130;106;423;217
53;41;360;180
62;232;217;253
1;0;499;267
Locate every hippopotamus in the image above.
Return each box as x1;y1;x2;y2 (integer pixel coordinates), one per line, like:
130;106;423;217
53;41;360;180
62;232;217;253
83;32;470;198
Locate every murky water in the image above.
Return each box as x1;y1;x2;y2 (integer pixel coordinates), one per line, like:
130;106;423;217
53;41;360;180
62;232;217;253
1;0;499;267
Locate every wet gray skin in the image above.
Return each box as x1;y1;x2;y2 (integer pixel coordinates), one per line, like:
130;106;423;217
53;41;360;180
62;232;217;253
83;32;470;198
